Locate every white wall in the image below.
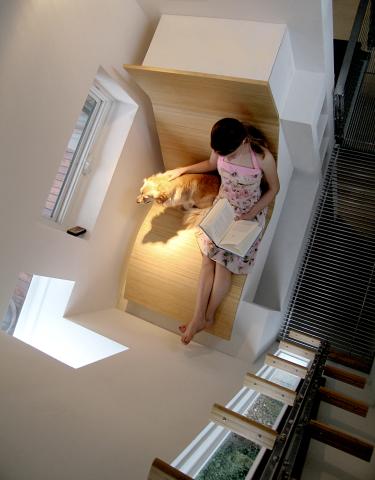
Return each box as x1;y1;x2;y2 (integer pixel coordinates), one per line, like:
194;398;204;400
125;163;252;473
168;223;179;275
137;0;327;73
0;0;163;318
269;30;295;113
143;15;285;80
0;308;250;480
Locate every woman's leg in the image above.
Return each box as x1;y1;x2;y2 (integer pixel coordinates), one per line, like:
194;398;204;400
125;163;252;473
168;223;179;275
205;263;232;325
180;255;215;344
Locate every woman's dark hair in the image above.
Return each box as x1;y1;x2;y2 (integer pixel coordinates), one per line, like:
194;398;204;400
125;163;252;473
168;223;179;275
210;118;269;156
210;118;246;156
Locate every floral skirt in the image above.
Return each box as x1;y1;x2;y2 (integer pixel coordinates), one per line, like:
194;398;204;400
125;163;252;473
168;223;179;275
196;228;263;275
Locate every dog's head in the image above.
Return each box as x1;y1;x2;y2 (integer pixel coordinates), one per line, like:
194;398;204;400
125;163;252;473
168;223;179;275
136;174;170;204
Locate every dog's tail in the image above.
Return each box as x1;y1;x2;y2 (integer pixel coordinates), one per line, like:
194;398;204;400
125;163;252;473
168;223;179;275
182;207;210;229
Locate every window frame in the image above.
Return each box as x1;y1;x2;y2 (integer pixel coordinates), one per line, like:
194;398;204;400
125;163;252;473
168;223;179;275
49;82;114;224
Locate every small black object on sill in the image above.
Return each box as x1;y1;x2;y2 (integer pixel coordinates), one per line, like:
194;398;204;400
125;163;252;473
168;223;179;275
67;226;87;237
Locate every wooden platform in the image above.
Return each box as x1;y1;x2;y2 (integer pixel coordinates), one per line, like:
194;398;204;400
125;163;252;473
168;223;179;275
122;65;279;339
124;66;279;167
124;204;246;340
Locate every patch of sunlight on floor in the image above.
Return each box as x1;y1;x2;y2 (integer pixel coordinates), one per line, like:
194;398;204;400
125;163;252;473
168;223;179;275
3;274;128;368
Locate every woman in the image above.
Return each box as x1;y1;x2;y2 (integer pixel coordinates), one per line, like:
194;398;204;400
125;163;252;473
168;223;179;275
165;118;280;345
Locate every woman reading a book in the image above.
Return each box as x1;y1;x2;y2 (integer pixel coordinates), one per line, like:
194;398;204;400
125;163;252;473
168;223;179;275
165;118;280;345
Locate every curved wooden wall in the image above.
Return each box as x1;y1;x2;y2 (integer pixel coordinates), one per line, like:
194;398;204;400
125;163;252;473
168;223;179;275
123;65;279;340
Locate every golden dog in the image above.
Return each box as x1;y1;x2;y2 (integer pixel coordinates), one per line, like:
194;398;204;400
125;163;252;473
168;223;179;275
137;173;220;210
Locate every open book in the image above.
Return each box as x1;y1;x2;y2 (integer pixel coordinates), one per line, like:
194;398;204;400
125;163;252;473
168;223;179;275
199;198;262;257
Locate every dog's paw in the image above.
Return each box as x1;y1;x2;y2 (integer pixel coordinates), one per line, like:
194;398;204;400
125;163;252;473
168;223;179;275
180;202;195;211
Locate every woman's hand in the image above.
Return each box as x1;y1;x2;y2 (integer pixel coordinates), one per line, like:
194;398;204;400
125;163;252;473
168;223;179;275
164;154;219;181
237;208;258;221
164;167;186;181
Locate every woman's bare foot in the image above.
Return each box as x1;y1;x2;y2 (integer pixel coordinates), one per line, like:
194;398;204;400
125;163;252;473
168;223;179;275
180;318;214;345
181;317;206;345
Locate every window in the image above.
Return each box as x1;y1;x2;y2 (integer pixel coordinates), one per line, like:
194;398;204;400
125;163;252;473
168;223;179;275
0;272;32;335
41;67;138;234
43;83;113;224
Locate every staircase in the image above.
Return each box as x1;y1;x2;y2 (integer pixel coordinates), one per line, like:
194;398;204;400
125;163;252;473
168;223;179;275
280;146;375;372
147;331;373;480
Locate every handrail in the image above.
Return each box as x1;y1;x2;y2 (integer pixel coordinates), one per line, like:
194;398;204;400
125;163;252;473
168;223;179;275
334;0;370;141
334;0;369;97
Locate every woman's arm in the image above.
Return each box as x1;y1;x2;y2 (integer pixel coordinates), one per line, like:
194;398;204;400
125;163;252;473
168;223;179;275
240;149;280;221
164;150;219;180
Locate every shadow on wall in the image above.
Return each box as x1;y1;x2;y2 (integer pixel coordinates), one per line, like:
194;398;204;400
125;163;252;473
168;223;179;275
0;1;25;62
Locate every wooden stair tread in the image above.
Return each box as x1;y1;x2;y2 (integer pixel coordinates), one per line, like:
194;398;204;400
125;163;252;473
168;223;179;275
323;364;367;389
309;420;373;462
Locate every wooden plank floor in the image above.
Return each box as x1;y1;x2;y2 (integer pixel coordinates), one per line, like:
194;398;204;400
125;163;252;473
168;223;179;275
124;204;246;340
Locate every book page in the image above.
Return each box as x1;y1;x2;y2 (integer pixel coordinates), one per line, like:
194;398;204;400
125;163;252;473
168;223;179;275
200;199;234;244
220;220;262;257
221;220;259;245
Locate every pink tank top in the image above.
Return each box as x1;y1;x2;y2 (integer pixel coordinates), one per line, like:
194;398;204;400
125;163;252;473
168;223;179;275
217;147;261;176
